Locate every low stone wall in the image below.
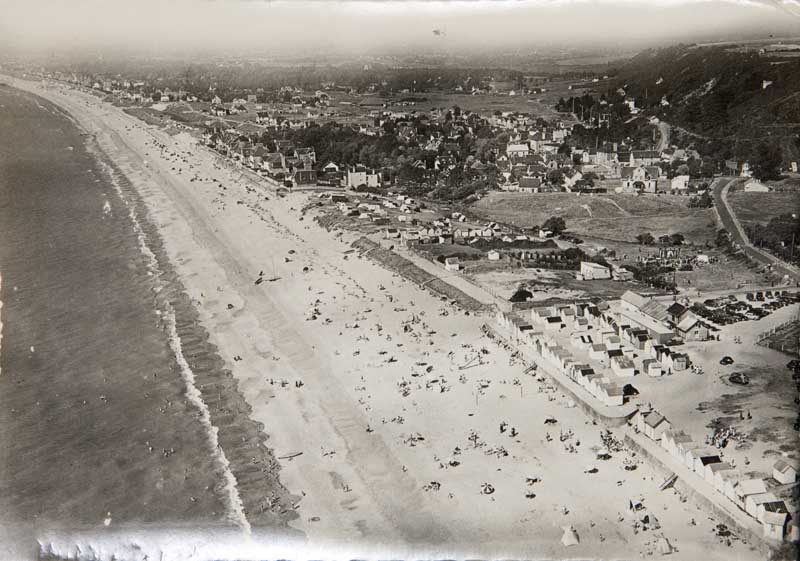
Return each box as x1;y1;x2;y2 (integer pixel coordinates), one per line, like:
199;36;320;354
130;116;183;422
484;323;634;428
352;237;491;314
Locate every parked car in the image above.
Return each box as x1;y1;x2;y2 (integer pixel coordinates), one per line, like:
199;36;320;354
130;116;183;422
720;356;735;365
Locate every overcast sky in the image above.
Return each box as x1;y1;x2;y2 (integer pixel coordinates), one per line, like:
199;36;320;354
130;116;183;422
1;0;799;57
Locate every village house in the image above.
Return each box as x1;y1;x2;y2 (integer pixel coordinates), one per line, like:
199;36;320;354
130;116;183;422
612;265;634;282
671;175;690;191
618;165;660;194
724;160;753;177
506;142;531;159
675;313;709;341
346;165;381;189
292;169;318;187
444;257;461;272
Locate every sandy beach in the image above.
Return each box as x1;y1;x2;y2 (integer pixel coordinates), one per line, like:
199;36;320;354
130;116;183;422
4;76;768;560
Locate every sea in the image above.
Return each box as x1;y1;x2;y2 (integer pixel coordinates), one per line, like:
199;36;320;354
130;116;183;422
0;83;231;532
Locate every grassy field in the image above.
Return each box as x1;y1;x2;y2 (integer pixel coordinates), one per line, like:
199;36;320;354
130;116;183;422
727;191;800;227
346;80;585;120
470;192;718;244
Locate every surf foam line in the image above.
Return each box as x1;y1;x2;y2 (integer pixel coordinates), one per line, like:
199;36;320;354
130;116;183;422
94;154;251;535
0;271;3;377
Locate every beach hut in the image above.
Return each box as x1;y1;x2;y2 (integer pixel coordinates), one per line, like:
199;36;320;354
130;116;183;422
656;536;673;555
772;459;797;485
600;382;624;406
686;449;719;474
611;355;636;378
745;492;777;518
642;358;662;377
643;412;671;442
706;461;733;485
716;468;741;496
561;525;580;546
762;511;788;541
757;499;788;523
679;442;704;469
661;430;688;456
695;453;722;477
735;478;768;509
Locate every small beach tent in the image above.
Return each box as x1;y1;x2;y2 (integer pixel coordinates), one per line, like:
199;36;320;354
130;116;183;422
561;525;580;546
643;513;661;530
656;536;673;555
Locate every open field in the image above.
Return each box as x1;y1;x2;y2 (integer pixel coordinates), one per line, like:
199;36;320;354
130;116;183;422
674;252;775;292
467;267;658;301
727;191;800;227
470;192;718;244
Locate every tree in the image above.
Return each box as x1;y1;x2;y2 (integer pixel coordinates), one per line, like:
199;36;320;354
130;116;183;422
669;233;685;246
636;232;655;245
543;216;567;235
715;228;731;247
752;141;782;181
688;191;713;208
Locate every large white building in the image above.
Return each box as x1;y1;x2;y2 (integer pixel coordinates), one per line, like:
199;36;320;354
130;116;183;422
579;261;611;280
346;166;381;189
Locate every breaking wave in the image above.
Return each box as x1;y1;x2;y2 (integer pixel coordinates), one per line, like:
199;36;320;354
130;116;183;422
94;155;250;535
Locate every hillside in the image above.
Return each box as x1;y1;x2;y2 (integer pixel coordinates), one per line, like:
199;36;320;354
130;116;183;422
608;43;800;167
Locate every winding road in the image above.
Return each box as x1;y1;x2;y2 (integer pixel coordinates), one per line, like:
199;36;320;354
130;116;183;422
713;176;800;283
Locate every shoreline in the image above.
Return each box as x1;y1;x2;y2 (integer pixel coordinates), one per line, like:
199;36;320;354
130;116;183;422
3;76;770;559
82;116;301;531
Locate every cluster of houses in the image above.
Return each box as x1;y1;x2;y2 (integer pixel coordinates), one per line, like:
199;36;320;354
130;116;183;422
495;292;695;405
496;305;626;408
632;408;798;542
497;290;797;544
498;134;709;195
620;290;711;343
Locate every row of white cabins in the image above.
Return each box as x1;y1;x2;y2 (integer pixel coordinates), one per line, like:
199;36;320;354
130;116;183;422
495;294;798;543
632;406;797;542
495;296;692;408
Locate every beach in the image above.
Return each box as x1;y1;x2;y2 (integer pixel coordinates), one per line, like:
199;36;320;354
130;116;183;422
0;76;765;559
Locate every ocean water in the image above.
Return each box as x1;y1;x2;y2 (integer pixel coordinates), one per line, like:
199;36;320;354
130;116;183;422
0;84;229;530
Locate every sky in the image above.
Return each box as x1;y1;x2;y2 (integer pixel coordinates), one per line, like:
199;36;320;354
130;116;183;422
1;0;799;57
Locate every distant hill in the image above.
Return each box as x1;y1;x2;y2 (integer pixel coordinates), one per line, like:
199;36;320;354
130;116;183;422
607;43;800;167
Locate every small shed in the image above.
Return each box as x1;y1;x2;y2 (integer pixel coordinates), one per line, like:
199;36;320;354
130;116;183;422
745;491;777;518
772;459;797;485
643;412;671;442
762;511;788;541
735;478;768;507
705;461;733;485
444;257;461;272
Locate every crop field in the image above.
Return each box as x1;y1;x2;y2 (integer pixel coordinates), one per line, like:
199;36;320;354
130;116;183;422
470;192;718;244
